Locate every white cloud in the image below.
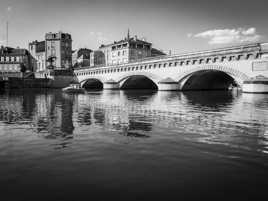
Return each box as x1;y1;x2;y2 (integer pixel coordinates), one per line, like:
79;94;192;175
191;28;261;45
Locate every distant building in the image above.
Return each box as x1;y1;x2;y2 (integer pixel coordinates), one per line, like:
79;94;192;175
29;31;72;72
72;48;92;68
29;40;46;72
90;30;166;66
0;46;34;79
90;50;105;67
45;32;72;69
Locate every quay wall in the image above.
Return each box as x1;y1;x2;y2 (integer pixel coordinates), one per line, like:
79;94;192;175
4;78;50;89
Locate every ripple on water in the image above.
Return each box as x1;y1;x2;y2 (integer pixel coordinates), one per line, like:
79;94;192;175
0;90;268;200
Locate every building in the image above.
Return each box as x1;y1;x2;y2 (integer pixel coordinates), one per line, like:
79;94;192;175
29;40;46;72
29;31;72;72
0;46;34;79
45;32;72;69
72;48;92;68
90;31;166;66
90;50;105;67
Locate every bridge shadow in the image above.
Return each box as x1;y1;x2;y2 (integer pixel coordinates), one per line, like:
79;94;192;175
122;90;157;102
121;75;158;90
182;90;236;110
181;70;238;91
83;78;103;90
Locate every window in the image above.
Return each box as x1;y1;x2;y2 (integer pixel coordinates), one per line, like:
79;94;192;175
137;44;143;49
118;51;120;56
52;49;56;56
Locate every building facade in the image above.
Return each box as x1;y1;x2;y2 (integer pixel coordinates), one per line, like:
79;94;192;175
0;46;34;79
89;32;166;67
90;50;105;67
72;48;92;68
29;31;72;72
99;35;152;66
29;40;46;72
45;32;72;69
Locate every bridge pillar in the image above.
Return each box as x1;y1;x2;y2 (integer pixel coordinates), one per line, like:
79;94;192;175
103;80;119;90
242;76;268;93
157;78;179;91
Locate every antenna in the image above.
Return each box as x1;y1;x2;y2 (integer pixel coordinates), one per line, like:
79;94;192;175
6;21;8;46
127;28;130;40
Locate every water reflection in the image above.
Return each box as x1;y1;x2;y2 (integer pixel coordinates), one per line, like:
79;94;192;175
182;90;235;110
0;89;268;150
0;89;268;200
0;90;75;149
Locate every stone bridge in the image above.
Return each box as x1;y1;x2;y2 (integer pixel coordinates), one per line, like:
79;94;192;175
74;43;268;92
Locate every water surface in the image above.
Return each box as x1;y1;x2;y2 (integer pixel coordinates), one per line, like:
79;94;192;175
0;89;268;201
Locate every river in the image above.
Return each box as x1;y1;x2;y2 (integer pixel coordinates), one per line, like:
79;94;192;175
0;89;268;201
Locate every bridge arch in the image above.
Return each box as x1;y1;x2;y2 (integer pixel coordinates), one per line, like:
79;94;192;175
176;65;250;90
116;71;162;83
120;75;158;90
115;71;162;90
80;78;104;90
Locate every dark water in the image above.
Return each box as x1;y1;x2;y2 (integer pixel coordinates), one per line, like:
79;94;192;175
0;89;268;201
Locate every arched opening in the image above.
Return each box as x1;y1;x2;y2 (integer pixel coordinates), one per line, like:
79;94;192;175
181;70;238;91
120;75;158;90
82;79;103;90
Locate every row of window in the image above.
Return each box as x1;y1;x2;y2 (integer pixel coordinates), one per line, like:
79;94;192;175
111;43;128;50
112;58;128;64
75;53;259;76
0;64;20;71
0;71;20;74
112;50;127;57
0;56;22;63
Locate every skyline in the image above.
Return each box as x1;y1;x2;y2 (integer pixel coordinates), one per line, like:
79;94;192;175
0;0;268;54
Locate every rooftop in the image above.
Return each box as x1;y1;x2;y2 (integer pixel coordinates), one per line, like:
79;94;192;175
99;35;151;49
0;46;30;56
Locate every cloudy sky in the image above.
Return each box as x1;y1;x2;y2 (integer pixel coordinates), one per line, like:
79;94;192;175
0;0;267;53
